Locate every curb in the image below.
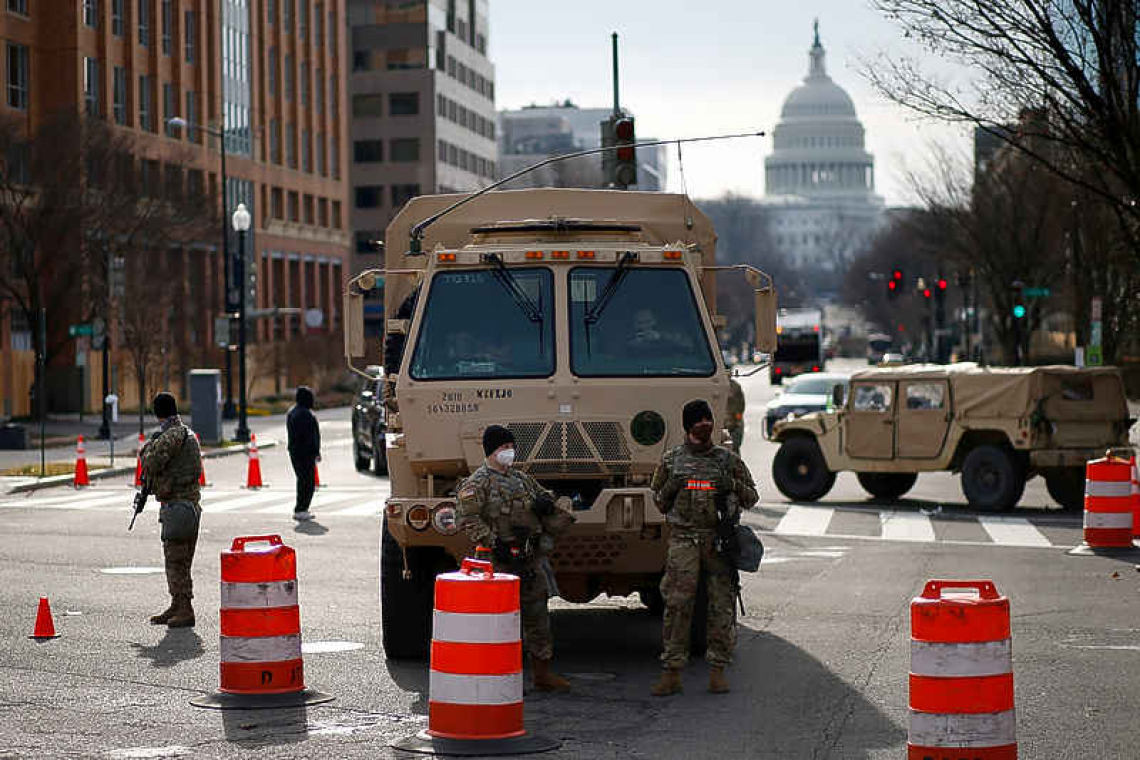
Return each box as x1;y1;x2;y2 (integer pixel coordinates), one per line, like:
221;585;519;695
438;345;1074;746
4;438;279;494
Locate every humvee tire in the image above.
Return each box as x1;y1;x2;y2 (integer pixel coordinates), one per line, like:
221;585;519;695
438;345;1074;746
380;518;434;659
354;441;370;471
856;472;918;501
773;436;836;502
372;430;389;476
960;445;1025;511
1044;467;1085;512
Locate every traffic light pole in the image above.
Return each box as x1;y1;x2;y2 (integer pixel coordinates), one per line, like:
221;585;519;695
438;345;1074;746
611;32;620;116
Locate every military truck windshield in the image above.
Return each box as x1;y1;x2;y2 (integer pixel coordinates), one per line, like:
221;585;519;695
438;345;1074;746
409;268;554;380
569;267;715;377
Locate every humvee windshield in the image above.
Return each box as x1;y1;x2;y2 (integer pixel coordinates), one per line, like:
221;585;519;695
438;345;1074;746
409;268;555;380
569;267;715;377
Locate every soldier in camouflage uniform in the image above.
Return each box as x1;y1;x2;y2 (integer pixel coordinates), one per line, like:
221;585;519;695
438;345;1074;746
649;399;758;695
457;425;575;692
140;392;203;628
727;378;745;453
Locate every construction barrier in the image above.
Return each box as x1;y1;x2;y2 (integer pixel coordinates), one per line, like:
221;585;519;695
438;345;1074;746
73;437;90;488
189;535;332;710
1131;457;1139;539
909;579;1016;760
243;434;264;489
1082;454;1134;549
392;556;560;756
134;433;145;487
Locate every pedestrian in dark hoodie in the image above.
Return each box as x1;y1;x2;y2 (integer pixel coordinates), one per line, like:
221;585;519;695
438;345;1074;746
287;386;321;521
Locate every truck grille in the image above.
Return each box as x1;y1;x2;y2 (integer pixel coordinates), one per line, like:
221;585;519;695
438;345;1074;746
506;420;632;476
551;535;629;570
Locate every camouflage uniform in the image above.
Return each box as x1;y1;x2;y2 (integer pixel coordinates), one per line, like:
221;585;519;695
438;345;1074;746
727;380;746;453
457;465;573;661
140;416;203;600
651;442;758;668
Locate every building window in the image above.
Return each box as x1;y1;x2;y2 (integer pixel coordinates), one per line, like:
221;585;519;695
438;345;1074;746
184;10;196;63
299;0;307;39
283;0;292;31
185;90;198;141
161;0;172;54
6;43;28;110
329;73;337;117
300;62;309;105
437;139;446;162
391;184;420;208
328;8;335;49
286;123;296;168
112;0;123;35
314;3;322;45
84;0;99;28
315;66;323;112
268;47;277;95
354;140;383;163
318;197;328;226
113;66;127;124
331;137;339;179
302;128;311;172
284;54;293;100
389;92;418;115
287;190;299;221
138;74;152;130
352;94;383;117
316;133;325;175
271;187;283;219
267;0;275;24
138;0;150;46
7;0;27;15
355;186;383;208
83;58;100;116
163;83;177;136
390;138;419;162
270;118;281;163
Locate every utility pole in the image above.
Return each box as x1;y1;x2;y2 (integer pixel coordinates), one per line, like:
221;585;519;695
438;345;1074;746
611;32;620;117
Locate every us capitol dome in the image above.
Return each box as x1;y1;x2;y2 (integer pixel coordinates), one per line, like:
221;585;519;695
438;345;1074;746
763;21;885;272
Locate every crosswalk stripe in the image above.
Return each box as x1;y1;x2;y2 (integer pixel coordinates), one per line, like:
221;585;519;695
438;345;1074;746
251;491;364;514
977;516;1053;547
0;491;133;510
203;491;288;512
325;501;383;516
879;510;935;542
774;505;834;536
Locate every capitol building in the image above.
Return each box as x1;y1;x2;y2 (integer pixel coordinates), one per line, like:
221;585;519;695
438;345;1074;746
763;23;885;272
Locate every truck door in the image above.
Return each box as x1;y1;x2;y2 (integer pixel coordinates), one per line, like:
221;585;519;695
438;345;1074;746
845;381;896;459
896;380;950;458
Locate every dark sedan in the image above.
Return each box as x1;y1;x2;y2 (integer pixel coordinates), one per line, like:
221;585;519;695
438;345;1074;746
352;366;388;475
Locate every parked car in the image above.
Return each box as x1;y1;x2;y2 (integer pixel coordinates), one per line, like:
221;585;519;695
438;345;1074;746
879;352;907;366
352;365;388;475
763;372;851;437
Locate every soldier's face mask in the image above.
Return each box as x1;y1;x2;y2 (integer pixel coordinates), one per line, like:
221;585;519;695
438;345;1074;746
690;420;714;445
495;448;516;467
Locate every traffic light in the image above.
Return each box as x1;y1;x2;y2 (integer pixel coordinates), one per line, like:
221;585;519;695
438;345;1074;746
935;278;948;303
1012;303;1027;319
922;287;932;299
887;279;899;299
613;116;637;188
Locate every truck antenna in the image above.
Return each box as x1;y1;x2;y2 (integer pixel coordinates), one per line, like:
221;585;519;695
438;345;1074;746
407;131;766;256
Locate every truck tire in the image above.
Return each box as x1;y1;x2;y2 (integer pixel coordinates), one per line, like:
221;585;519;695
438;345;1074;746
856;472;918;501
380;518;434;660
1044;467;1086;512
960;445;1025;512
372;430;389;476
772;437;836;502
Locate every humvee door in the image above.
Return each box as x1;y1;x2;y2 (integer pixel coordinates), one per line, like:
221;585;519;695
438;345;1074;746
845;381;895;459
896;380;950;458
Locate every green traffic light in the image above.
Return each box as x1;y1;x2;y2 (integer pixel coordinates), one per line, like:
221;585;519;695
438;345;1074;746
1012;304;1027;319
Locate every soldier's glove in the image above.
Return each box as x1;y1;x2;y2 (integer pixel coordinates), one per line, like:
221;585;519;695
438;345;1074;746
661;475;685;500
712;476;733;513
532;492;556;517
491;539;515;567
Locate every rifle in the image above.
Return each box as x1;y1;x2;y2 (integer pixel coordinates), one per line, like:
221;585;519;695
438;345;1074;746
129;482;150;531
714;488;746;617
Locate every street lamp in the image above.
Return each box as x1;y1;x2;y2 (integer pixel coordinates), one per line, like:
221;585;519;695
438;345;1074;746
166;116;237;420
231;202;252;444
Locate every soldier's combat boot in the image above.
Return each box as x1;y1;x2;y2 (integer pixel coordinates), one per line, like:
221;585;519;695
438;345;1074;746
531;657;571;692
149;599;177;625
166;595;195;628
650;668;683;697
708;666;730;693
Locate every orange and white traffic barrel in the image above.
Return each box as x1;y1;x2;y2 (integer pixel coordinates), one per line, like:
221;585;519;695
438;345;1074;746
908;579;1016;760
190;535;332;710
392;556;559;755
1131;456;1139;539
1082;454;1134;549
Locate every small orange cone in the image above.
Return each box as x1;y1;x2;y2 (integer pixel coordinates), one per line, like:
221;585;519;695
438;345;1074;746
29;597;60;639
314;462;324;488
73;436;90;488
195;433;211;487
134;433;145;487
244;434;264;489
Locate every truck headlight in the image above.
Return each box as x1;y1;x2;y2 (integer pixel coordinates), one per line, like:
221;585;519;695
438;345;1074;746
432;503;459;535
406;505;431;531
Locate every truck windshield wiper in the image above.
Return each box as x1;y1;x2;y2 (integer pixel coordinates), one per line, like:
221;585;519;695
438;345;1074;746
582;252;636;355
483;253;545;354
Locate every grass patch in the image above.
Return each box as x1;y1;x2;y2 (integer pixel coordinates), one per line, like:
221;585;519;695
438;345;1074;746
1;460;111;477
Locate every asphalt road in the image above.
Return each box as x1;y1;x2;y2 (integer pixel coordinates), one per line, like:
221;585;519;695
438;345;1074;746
2;363;1139;759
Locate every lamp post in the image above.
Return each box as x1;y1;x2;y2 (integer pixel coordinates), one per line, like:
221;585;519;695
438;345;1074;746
231;203;252;443
165;116;237;419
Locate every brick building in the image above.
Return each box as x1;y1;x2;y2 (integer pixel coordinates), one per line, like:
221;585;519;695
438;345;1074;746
0;0;351;418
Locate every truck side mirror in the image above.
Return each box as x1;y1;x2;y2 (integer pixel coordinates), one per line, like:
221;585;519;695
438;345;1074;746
754;285;778;354
832;384;846;408
344;288;365;358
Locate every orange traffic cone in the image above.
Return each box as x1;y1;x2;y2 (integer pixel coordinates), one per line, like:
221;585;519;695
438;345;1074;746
244;434;264;489
29;597;60;639
134;433;145;487
73;436;90;488
314;462;324;488
196;433;211;487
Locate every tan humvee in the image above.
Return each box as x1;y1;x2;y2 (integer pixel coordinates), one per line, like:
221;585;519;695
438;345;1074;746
770;363;1131;511
344;188;777;658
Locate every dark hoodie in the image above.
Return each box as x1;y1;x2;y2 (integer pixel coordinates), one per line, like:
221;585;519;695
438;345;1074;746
286;386;321;458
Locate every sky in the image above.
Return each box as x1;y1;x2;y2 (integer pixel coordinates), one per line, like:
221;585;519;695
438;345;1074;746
489;0;973;207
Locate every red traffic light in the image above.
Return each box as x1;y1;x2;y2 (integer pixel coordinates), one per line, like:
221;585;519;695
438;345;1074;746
937;278;948;290
887;280;897;291
614;118;635;141
892;269;903;280
922;288;932;298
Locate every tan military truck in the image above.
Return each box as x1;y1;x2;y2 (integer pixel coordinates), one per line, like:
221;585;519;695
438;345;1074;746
344;188;776;658
770;363;1131;512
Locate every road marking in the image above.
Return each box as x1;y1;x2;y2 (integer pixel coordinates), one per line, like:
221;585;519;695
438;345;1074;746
325;501;383;516
203;491;289;512
0;491;135;510
774;505;834;536
879;510;936;542
252;491;365;513
977;516;1053;547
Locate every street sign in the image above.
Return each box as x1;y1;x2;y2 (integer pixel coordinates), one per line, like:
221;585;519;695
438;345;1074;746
1091;297;1103;321
1023;287;1051;298
69;323;93;336
1087;345;1103;366
214;316;231;348
304;308;324;329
